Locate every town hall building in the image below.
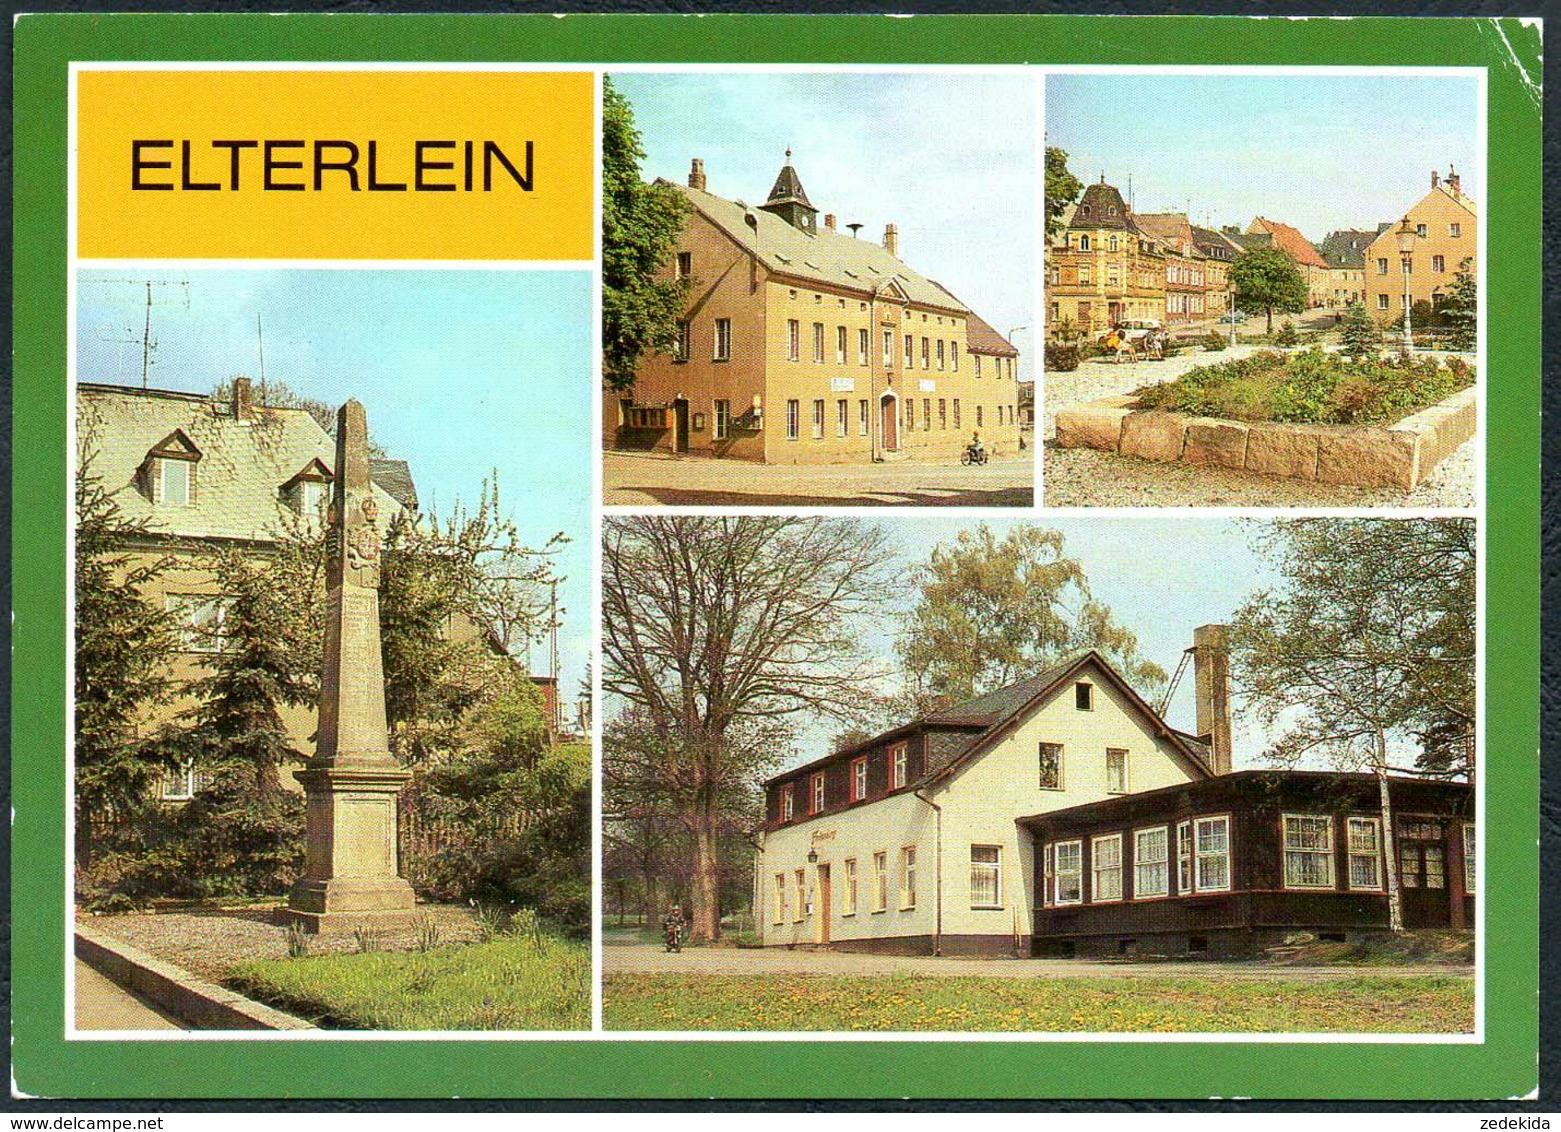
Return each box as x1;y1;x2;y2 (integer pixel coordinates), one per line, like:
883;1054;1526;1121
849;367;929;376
608;155;1022;465
757;626;1473;957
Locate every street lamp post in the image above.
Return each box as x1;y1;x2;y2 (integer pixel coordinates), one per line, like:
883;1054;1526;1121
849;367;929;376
1227;280;1237;347
1396;217;1417;353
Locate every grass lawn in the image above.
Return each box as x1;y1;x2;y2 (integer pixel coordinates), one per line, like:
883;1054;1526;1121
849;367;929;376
603;974;1473;1033
232;934;590;1030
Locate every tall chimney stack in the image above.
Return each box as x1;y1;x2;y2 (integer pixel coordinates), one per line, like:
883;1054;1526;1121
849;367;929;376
232;376;254;422
883;223;899;257
1447;164;1460;194
1431;169;1440;190
824;213;836;231
1192;624;1233;775
688;158;706;191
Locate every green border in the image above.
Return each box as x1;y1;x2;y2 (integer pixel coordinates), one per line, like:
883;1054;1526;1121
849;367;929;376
11;14;1541;1101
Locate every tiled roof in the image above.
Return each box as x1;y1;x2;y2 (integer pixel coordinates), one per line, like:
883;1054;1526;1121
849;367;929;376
956;308;1019;358
1318;229;1377;268
1190;225;1243;260
1068;181;1133;231
370;459;419;510
1132;212;1192;253
669;182;966;313
927;658;1079;722
764;160;814;211
78;382;407;543
1249;217;1329;269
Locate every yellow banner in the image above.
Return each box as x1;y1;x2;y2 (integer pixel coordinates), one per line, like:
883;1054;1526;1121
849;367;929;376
77;70;594;261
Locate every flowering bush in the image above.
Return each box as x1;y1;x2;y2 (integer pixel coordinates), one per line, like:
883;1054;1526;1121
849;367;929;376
1132;347;1473;426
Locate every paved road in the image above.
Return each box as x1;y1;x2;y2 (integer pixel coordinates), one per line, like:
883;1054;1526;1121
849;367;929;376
74;959;188;1030
601;938;1469;982
605;449;1035;507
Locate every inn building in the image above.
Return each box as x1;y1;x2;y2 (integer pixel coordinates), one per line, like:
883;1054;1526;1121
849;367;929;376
609;155;1021;464
1046;179;1167;338
1363;167;1478;327
756;626;1473;957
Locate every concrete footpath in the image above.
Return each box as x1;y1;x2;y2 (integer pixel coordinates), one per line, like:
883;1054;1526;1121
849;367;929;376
602;939;1470;982
74;958;187;1030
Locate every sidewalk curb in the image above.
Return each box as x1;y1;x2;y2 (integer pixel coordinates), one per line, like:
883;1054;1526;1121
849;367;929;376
75;924;316;1030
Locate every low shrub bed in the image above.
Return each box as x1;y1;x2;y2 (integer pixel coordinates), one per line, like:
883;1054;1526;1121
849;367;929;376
1132;347;1473;426
231;932;590;1030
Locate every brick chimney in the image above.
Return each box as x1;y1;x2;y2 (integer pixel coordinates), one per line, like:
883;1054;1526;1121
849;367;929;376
232;376;254;421
1446;164;1460;194
1192;624;1233;775
824;213;836;231
1431;169;1440;190
883;223;898;257
688;158;706;191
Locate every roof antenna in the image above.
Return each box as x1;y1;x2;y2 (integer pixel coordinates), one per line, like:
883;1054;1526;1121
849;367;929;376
847;223;863;238
256;313;267;386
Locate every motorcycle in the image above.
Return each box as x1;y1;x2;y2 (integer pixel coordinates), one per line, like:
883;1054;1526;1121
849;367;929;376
663;920;684;952
961;445;989;467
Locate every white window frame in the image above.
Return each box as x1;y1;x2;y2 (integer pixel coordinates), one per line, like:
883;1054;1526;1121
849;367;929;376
812;322;825;364
167;593;227;654
936;340;945;370
1283;813;1336;889
1053;839;1083;906
1463;822;1476;893
809;772;825;815
673;319;690;362
889;743;908;790
779;783;794;822
812;399;825;440
1091;832;1123;903
1106;748;1129;794
872;851;888;912
786;399;800;441
713;317;732;361
850;756;867;802
160;457;191;506
836;399;848;439
787;319;800;361
970;845;1002;909
899;845;917;910
842;858;858;916
1194;815;1232;893
1449;222;1461;238
1346;815;1384;892
1177;819;1193;893
1133;825;1170;899
161;761;196;801
794;868;807;922
836;324;848;365
950;342;959;372
858;327;869;367
298;479;328;518
713;399;730;440
774;873;786;924
858;398;869;437
882;329;893;367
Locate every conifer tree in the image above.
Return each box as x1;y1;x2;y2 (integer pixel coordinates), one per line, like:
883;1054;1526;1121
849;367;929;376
1338;301;1381;359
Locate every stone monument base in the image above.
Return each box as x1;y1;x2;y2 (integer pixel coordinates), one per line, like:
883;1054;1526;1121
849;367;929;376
284;764;418;934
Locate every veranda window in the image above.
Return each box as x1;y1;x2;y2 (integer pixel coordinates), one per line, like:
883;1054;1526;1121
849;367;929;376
1284;814;1336;889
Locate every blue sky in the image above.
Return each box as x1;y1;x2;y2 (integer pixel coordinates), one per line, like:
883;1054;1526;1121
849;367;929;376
1047;72;1481;243
77;268;593;705
614;71;1036;378
780;516;1278;772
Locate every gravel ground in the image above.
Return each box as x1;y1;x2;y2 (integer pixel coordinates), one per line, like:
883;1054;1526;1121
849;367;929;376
1041;349;1476;508
85;903;485;981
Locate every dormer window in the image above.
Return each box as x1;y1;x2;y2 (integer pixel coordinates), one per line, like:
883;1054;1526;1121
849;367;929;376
161;458;191;506
141;429;201;506
282;458;333;520
1108;205;1117;216
1080;205;1091;219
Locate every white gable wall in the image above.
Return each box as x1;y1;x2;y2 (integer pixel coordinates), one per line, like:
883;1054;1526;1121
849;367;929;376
935;660;1206;941
757;658;1206;950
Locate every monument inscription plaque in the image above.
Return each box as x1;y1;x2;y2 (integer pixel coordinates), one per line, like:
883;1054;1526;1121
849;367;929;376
284;400;418;932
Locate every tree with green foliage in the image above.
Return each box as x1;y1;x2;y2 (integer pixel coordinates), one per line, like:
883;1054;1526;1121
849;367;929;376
898;523;1167;711
74;454;179;859
602;516;891;941
1230;518;1476;933
1338;302;1382;359
1231;246;1308;334
1044;146;1084;241
1439;265;1477;352
602;76;692;391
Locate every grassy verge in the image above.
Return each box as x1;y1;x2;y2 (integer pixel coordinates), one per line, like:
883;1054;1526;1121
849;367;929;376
1271;929;1474;967
604;974;1472;1033
232;934;590;1030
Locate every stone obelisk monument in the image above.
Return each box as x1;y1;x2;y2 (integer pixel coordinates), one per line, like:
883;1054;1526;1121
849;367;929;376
285;400;418;933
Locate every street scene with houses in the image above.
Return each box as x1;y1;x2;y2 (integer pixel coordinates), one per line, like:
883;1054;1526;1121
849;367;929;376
72;270;592;1031
602;73;1036;506
1043;73;1479;507
601;515;1474;1033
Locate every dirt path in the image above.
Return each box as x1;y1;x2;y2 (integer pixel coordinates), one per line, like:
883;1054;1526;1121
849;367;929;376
74;959;186;1030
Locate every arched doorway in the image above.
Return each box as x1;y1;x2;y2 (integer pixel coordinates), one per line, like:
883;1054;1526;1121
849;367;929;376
880;391;899;453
